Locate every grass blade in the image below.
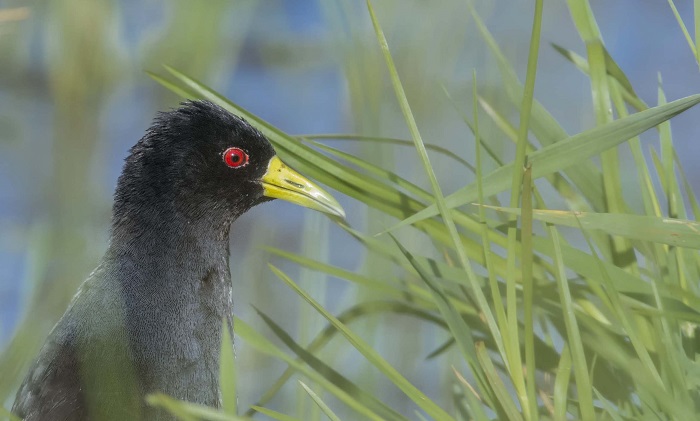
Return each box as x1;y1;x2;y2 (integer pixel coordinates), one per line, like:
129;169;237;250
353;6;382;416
251;406;303;421
235;317;386;421
553;345;572;421
667;0;698;60
254;307;408;421
366;3;506;389
298;134;474;171
381;93;700;233
486;207;700;249
146;393;248;421
298;381;342;421
386;234;495;410
547;225;594;420
475;343;524;421
246;300;440;419
268;264;455;421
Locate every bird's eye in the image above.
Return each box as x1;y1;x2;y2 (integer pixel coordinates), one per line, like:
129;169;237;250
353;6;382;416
223;147;249;168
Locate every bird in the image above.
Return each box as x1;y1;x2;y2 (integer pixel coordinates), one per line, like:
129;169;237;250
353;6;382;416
11;100;344;421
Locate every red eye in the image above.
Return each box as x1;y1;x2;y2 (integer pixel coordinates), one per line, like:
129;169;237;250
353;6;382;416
223;147;249;168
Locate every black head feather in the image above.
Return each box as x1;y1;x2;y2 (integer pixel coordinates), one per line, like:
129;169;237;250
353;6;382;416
112;101;276;233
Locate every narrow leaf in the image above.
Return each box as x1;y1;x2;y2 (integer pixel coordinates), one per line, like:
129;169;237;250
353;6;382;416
486;207;700;250
299;381;342;421
268;264;455;421
251;406;303;421
381;93;700;234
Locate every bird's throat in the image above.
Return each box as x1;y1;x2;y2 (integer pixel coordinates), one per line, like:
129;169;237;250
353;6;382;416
107;210;234;407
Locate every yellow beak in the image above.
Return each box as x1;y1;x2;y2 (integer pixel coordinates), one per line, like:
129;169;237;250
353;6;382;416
261;156;345;219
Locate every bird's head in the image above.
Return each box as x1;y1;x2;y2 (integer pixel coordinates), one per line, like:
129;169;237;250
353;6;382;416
112;101;344;232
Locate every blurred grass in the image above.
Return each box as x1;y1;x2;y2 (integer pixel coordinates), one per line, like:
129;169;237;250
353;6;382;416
4;1;700;420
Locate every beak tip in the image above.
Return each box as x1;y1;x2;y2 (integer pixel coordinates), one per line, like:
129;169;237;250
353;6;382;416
331;206;346;220
317;195;345;220
261;156;346;220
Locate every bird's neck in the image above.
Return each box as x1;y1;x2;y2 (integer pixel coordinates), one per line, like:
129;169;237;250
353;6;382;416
108;204;234;288
106;207;234;406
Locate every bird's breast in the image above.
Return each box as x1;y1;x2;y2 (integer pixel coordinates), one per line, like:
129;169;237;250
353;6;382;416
118;260;233;410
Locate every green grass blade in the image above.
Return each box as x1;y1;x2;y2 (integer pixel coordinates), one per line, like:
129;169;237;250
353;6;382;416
468;3;605;210
574;220;665;391
366;0;467;263
569;0;633;266
298;381;342;421
298;134;474;171
250;406;303;421
305;140;435;203
553;345;572;421
547;225;594;420
245;300;444;419
452;367;491;421
254;307;408;421
366;2;505;382
268;244;481;313
268;265;455;420
592;388;625;421
235;317;386;421
521;164;537;421
146;393;248;421
442;85;504;167
146;394;198;421
146;71;197;100
297;210;328;420
503;2;543;416
381;93;700;233
474;343;524;421
267;246;402;295
386;234;496;410
425;337;455;360
477;95;583;210
667;0;698;59
658;76;680;219
584;327;695;419
551;43;647;112
472;72;510;368
508;0;542;206
486;207;700;249
266;244;484;303
675;150;700;218
608;82;662;220
601;46;637;96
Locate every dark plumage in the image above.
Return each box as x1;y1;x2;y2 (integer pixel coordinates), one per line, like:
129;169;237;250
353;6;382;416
12;101;343;421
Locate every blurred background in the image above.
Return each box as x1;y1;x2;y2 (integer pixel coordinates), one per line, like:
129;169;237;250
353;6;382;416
2;0;700;417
